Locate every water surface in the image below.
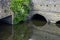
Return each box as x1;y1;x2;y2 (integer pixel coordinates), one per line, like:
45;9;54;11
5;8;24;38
0;20;60;40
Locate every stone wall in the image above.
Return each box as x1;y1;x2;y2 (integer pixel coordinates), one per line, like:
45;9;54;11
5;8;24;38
0;0;13;24
30;0;60;23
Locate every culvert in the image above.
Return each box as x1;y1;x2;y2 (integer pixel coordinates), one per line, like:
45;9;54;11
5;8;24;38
56;21;60;24
0;19;8;24
31;14;47;26
56;21;60;28
0;15;12;24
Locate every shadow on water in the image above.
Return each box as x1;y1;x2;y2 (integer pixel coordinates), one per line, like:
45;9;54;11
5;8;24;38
13;22;33;40
0;20;33;40
31;14;47;26
0;19;12;40
0;18;60;40
56;24;60;28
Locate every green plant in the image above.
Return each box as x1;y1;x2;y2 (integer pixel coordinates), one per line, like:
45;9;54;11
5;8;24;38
10;0;31;24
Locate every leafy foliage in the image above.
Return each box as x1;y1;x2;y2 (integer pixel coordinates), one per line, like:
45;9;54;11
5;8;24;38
10;0;31;24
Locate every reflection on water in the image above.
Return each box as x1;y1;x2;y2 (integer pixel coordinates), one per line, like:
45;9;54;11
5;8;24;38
13;22;33;40
0;20;60;40
56;24;60;28
31;20;47;26
0;22;33;40
0;22;12;40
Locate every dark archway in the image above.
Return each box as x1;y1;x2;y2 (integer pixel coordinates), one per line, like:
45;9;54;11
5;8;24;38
56;21;60;28
0;15;12;24
31;14;47;26
56;21;60;24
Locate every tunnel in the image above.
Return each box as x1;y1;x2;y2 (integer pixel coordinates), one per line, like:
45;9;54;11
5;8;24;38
31;14;47;26
56;21;60;24
56;21;60;28
0;15;12;24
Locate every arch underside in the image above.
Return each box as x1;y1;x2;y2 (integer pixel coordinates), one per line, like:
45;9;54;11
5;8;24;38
56;20;60;24
31;13;48;22
31;14;47;21
0;15;12;24
30;13;60;24
31;14;47;26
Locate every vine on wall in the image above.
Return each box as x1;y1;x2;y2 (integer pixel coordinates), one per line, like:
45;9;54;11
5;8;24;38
10;0;31;24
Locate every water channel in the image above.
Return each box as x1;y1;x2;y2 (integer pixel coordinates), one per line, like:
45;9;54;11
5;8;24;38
0;14;60;40
0;19;60;40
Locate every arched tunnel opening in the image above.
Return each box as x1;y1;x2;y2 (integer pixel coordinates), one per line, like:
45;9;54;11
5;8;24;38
56;21;60;24
31;14;47;26
56;21;60;28
0;19;8;24
0;15;12;25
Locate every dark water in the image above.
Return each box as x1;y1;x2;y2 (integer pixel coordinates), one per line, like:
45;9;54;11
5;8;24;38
0;20;60;40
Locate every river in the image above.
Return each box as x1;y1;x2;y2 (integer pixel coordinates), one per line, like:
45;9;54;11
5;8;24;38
0;20;60;40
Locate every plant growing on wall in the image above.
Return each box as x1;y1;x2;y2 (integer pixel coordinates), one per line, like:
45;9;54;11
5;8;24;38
10;0;31;24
